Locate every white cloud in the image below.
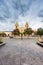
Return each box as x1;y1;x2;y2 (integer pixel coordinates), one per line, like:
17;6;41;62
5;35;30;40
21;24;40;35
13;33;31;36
0;0;43;31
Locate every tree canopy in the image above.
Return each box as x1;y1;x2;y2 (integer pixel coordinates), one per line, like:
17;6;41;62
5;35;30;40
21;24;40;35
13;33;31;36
12;29;20;36
37;28;43;36
24;28;33;35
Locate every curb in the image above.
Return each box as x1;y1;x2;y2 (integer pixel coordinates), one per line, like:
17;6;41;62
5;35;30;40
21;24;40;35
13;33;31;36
0;43;6;46
37;42;43;47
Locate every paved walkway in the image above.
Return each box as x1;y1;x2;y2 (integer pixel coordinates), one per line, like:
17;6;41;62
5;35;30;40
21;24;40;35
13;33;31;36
0;37;43;65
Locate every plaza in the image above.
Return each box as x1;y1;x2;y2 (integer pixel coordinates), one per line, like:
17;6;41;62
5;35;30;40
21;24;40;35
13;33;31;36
0;37;43;65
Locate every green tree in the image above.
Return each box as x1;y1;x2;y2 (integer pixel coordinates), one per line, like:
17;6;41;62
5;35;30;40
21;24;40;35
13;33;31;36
37;28;43;36
12;29;20;36
24;28;33;36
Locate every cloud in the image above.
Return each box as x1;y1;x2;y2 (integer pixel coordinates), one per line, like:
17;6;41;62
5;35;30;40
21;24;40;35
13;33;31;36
38;10;43;18
0;0;43;31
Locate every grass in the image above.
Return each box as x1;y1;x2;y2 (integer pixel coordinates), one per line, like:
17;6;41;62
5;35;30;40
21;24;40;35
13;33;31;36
0;38;3;44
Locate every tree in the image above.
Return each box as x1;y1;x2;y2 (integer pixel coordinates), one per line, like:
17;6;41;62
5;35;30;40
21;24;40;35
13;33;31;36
24;28;33;36
37;28;43;36
12;29;20;36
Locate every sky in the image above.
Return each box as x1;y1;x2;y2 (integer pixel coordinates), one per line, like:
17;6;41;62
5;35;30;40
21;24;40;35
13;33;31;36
0;0;43;31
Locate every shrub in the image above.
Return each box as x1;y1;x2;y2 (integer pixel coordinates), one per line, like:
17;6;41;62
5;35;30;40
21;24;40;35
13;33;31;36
0;38;3;43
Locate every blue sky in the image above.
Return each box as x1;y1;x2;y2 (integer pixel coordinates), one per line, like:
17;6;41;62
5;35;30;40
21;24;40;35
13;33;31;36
0;0;43;31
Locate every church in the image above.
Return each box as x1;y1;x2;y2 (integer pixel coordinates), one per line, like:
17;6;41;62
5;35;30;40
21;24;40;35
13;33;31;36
0;22;35;36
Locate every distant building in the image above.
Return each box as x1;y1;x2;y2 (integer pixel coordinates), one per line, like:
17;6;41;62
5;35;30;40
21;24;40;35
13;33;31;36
0;31;12;36
4;31;12;36
0;22;35;37
18;27;25;33
15;22;29;33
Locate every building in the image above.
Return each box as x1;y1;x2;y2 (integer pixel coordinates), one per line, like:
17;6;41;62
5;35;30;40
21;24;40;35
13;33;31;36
18;27;25;33
4;31;12;36
0;22;35;36
0;31;12;36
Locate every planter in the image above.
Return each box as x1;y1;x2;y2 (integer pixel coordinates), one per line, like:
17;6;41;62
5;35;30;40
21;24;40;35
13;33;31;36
37;42;43;47
0;42;6;46
0;42;3;44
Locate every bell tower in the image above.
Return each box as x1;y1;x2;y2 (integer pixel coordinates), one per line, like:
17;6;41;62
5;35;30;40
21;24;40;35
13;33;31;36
25;22;29;29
